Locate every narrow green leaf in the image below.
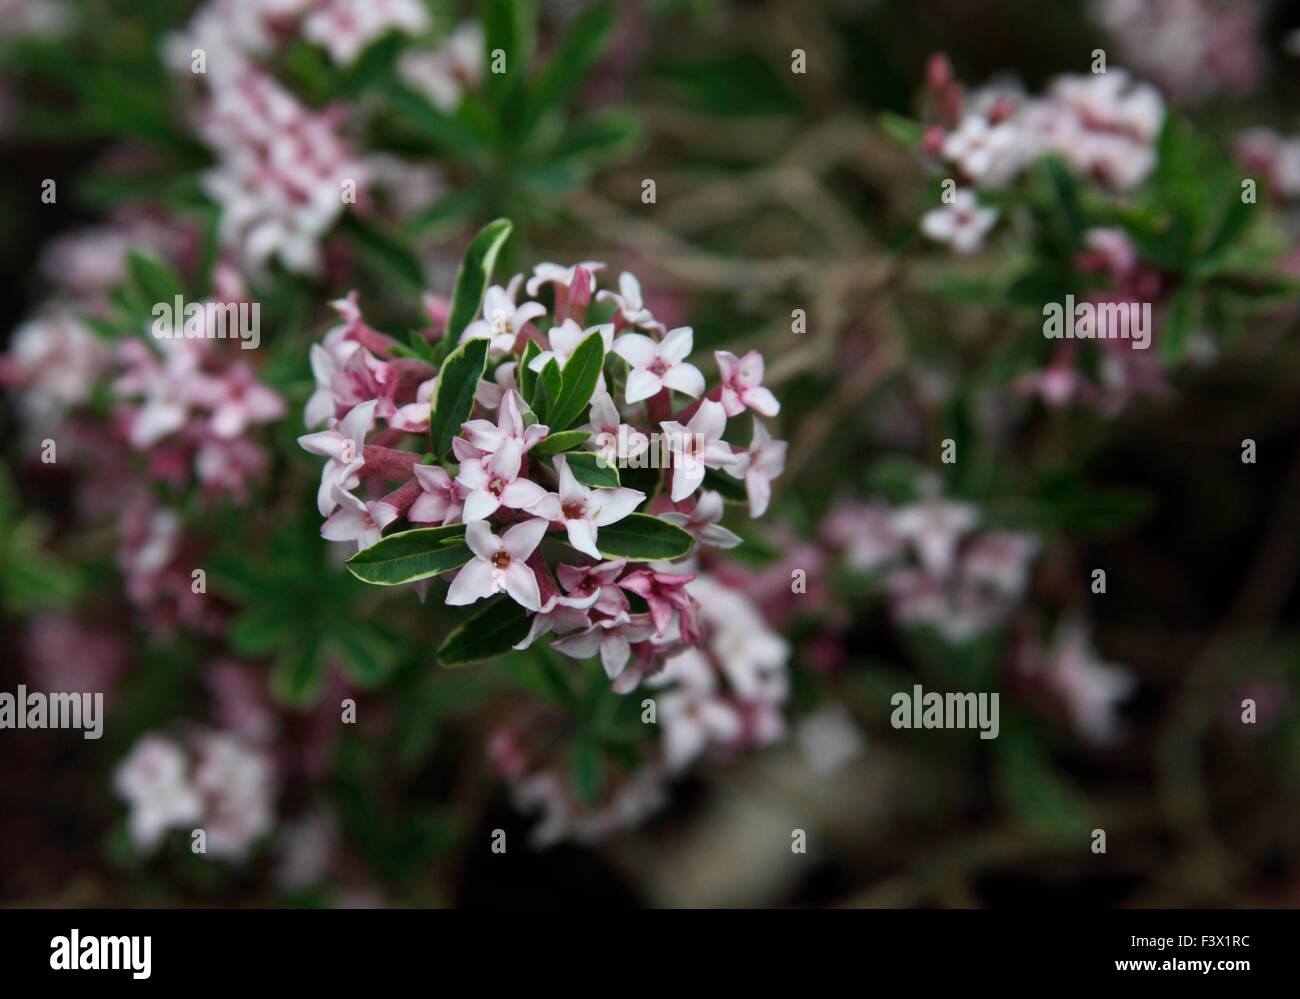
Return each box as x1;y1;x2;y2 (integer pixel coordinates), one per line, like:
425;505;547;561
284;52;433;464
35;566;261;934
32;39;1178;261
546;329;605;430
444;218;513;344
564;450;620;488
592;513;692;561
128;251;184;309
519;339;542;400
534;430;590;455
523;0;614;128
346;526;471;585
437;594;532;667
428;337;490;458
531;357;562;421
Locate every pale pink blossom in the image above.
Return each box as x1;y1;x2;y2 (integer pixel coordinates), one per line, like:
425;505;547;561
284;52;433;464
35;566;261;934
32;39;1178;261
726;419;786;517
596;271;665;333
660;490;741;549
528;455;645;560
461;278;547;354
113;735;203;852
660;399;734;503
715;349;779;418
408;463;465;525
457;437;550;521
321;485;398;552
614;327;705;403
446;518;549;611
297;399;376;516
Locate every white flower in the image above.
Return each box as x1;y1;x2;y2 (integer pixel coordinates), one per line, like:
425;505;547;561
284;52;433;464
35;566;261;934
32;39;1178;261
660;490;741;549
941;114;1025;186
613;327;705;403
461;278;547;354
446;518;549;611
320;485;398;552
584;391;648;465
889;495;979;577
297;399;375;516
113;735;202;852
525;260;606;298
596;271;665;333
456;437;551;521
921;189;999;254
726;418;786;517
1042;620;1136;743
551;613;657;681
301;0;430;67
409;463;465;525
660;399;735;503
396;21;484;112
528;455;645;560
715;349;779;418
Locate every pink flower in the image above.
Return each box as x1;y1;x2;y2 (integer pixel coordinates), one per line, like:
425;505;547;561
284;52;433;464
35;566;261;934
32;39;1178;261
461;278;547;353
408;463;465;525
889;495;979;577
447;518;549;611
389;376;438;433
203;362;286;439
596;271;665;333
660;399;735;503
551;613;657;681
321;485;398;552
618;568;699;641
456;437;551;521
921;189;998;254
726;419;786;517
113;735;202;852
613;327;705;403
459;389;548;455
584;391;648;465
528;454;645;560
525;260;606;298
554;559;630;617
659;490;741;549
298;398;376;516
715;350;779;418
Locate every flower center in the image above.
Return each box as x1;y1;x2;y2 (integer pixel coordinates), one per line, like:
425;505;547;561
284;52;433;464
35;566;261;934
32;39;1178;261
562;500;586;520
490;551;511;569
648;357;670;376
490;310;513;337
488;477;505;497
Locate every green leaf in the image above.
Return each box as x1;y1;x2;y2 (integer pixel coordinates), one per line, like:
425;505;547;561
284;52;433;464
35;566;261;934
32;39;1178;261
519;339;542;399
592;513;692;561
444;218;513;344
572;732;605;806
1161;285;1196;362
437;594;532;667
878;111;924;147
564;451;620;488
545;329;606;430
127;251;184;308
534;430;590;455
346;526;471;585
523;1;614;129
483;0;536;110
530;357;562;420
428;337;490;459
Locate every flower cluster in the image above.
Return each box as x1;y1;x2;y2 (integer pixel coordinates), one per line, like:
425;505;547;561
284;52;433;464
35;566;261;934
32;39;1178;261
299;258;788;697
165;0;454;275
919;56;1165;254
114;728;275;859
